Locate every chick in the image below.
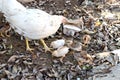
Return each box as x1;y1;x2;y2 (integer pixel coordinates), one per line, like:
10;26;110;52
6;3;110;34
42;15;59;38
0;23;10;37
50;39;65;49
82;34;91;46
52;46;69;62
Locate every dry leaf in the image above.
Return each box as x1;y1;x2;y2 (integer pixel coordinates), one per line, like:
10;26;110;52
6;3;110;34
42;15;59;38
81;51;93;62
8;55;19;63
73;51;93;66
66;17;84;28
101;10;117;19
81;29;95;34
95;51;119;65
68;41;82;51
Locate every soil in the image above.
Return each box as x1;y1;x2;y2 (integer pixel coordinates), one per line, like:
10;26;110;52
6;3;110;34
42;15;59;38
0;0;120;80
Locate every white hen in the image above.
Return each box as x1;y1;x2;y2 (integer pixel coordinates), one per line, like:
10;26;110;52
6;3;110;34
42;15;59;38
0;0;67;52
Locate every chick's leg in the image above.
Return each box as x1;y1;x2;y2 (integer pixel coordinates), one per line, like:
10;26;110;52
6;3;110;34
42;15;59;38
25;38;34;51
60;56;65;63
0;32;10;37
0;33;5;37
40;39;52;53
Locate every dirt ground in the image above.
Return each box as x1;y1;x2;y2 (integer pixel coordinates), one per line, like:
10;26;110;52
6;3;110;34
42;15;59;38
0;0;120;80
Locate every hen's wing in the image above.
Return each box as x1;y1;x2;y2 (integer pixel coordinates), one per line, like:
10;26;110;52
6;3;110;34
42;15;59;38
6;9;53;39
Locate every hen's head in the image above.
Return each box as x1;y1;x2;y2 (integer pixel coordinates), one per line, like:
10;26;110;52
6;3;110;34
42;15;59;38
51;15;68;28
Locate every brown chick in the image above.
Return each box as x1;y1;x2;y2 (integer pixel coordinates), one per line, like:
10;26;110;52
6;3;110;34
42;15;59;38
82;34;91;46
0;23;11;37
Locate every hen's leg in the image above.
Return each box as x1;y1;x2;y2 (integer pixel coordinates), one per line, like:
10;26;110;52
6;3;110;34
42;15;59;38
25;38;34;51
40;39;52;53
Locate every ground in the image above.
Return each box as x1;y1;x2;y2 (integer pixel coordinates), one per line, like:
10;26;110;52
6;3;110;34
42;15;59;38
0;0;120;80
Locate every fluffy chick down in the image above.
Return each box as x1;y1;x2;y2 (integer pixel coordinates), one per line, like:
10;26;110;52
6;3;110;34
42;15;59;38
50;39;65;49
52;46;69;57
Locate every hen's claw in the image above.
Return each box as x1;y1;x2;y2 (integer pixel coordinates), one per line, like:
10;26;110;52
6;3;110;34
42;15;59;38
40;39;52;53
26;47;34;51
25;38;34;52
